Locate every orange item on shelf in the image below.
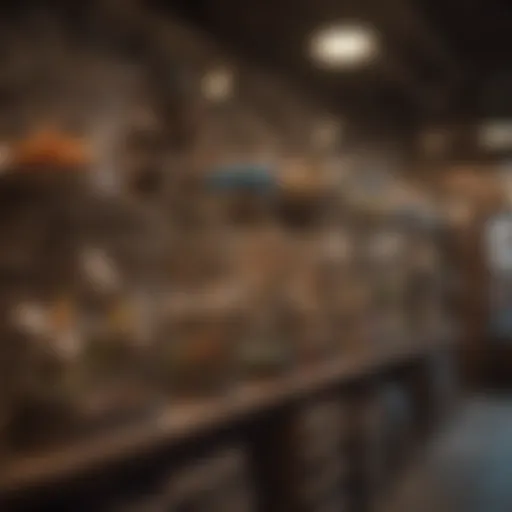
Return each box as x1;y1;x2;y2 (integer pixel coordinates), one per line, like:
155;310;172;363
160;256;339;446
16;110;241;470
13;127;90;168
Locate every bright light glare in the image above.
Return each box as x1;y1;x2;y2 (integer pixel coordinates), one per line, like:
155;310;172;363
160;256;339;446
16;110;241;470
310;24;377;69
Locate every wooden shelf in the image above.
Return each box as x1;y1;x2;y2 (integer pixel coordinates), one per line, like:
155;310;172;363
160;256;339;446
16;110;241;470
0;337;453;498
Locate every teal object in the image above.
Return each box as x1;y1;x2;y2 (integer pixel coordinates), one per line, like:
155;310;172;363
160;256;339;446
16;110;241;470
206;165;276;192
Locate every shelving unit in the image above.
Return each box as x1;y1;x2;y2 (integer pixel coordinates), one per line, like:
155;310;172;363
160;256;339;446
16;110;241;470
0;5;462;512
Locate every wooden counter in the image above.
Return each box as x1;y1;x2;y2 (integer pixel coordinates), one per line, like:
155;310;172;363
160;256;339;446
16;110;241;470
0;336;454;501
0;339;454;512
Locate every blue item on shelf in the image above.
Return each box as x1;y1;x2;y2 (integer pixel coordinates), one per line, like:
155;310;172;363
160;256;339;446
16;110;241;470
206;165;276;193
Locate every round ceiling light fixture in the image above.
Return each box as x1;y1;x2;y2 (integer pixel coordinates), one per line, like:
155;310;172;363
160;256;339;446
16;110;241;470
309;23;378;69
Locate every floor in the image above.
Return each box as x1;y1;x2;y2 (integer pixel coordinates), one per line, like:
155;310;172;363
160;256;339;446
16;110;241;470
383;396;512;512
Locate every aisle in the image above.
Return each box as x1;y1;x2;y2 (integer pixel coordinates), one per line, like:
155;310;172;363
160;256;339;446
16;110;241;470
383;396;512;512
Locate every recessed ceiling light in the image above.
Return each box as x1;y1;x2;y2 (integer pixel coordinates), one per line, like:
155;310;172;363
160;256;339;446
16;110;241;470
310;23;378;69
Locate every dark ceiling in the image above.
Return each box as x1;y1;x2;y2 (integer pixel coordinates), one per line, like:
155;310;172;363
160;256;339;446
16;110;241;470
417;0;512;119
2;0;512;145
160;0;512;132
418;0;512;71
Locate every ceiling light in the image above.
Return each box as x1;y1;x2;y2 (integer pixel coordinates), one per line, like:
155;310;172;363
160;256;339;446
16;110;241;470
480;121;512;150
310;23;378;69
201;67;234;102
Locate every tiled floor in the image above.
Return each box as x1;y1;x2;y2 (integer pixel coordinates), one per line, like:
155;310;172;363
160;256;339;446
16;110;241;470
383;396;512;512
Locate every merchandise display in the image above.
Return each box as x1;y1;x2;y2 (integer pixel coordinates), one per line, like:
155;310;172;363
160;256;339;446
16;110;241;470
0;7;459;512
0;136;169;448
0;134;453;451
